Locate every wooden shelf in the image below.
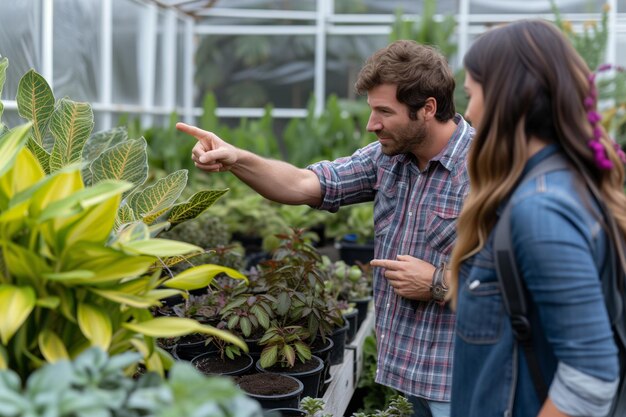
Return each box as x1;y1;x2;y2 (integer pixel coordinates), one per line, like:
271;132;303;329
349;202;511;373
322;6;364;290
322;306;374;416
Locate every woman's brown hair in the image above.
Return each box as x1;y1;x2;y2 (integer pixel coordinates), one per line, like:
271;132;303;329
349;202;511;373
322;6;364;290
449;20;626;306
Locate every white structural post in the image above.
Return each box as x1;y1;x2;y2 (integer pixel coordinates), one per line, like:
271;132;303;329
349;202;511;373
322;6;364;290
314;0;329;116
139;3;158;128
458;0;471;65
42;0;54;86
100;0;113;129
606;0;617;66
183;17;194;124
162;9;177;122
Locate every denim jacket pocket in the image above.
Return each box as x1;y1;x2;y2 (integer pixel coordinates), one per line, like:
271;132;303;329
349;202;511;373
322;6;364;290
456;281;505;344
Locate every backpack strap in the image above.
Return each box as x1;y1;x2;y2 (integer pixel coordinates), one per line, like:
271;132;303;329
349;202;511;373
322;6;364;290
493;153;570;402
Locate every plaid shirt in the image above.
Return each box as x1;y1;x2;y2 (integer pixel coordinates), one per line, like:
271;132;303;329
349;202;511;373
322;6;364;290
308;114;472;400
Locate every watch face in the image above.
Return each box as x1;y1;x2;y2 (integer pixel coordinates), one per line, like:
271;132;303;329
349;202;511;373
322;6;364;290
432;285;445;301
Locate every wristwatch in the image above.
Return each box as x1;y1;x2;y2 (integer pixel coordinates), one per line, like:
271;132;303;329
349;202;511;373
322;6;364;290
430;262;449;302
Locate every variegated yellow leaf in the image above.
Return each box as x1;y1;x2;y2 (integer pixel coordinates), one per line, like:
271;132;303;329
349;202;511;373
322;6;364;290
49;98;94;172
77;303;112;350
164;264;247;290
0;285;36;344
16;70;54;145
0;123;32;180
118;238;202;257
89;288;158;309
38;329;69;362
26;137;51;175
122;317;247;351
167;189;229;226
60;192;121;248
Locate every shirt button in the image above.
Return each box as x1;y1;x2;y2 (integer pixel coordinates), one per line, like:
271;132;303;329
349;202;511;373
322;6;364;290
381;334;385;339
386;303;390;308
409;212;413;216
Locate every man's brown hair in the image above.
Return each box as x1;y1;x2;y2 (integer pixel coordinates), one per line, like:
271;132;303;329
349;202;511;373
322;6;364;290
355;40;456;122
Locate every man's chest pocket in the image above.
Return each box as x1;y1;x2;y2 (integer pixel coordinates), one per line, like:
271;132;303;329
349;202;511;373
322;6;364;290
425;207;461;254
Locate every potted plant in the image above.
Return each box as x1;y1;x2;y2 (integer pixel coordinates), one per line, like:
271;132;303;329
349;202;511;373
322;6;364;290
0;347;265;417
0;62;249;377
191;334;254;377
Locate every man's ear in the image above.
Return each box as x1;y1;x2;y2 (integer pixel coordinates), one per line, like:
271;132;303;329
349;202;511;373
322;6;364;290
422;97;437;121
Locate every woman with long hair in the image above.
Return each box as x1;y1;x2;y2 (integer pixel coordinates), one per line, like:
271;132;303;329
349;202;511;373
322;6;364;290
449;20;626;417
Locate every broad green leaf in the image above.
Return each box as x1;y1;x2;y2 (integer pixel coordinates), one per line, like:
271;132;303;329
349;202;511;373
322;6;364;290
26;138;51;174
283;344;296;367
118;238;201;257
90;138;148;196
16;70;54;145
89;288;158;308
38;329;69;362
240;317;252;338
115;204;136;229
77;303;112;350
147;289;183;301
0;285;36;344
49;98;94;172
0;123;31;180
260;345;278;368
163;264;247;290
122;317;247;351
167;189;228;225
82;127;128;185
141;207;170;225
0;57;7;122
128;170;187;218
43;270;95;282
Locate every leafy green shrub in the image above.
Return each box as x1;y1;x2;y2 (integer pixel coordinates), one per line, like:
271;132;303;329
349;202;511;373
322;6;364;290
0;348;263;417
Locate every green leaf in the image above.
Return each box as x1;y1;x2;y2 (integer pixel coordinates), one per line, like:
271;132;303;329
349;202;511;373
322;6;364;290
118;238;201;257
293;341;311;361
115;204;136;228
276;292;291;316
0;124;32;179
122;317;247;351
49;98;94;172
164;264;247;290
82;127;129;185
240;317;252;337
259;345;278;368
90;137;148;196
283;344;296;367
16;69;54;146
89;288;159;308
77;303;112;350
38;329;69;362
26;137;51;174
128;170;187;218
0;285;36;344
167;189;228;226
0;57;7;123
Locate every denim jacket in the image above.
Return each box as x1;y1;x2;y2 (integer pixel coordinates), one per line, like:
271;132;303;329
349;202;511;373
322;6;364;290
451;145;619;417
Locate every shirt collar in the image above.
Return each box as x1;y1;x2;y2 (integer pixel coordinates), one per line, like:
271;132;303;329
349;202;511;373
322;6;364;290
429;114;474;172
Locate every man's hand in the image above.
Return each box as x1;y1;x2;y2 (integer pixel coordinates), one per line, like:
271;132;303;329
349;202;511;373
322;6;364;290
370;255;436;301
177;122;238;173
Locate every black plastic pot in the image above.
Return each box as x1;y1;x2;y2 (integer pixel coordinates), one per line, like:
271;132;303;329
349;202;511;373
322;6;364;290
172;338;215;361
256;355;325;399
264;408;306;417
351;296;372;331
191;351;254;376
329;320;349;365
343;309;359;344
310;337;334;397
240;373;304;410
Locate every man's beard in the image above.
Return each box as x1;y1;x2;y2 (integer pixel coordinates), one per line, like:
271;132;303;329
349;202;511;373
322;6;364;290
378;119;429;156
